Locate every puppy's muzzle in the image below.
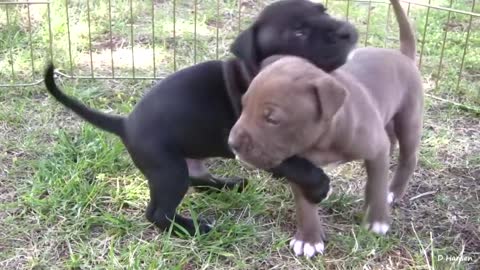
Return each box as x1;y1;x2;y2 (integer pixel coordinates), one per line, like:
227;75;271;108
335;22;358;44
228;132;255;169
228;129;252;155
229;130;272;169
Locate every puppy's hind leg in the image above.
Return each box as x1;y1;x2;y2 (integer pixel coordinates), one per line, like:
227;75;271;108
140;156;212;236
187;158;248;192
388;110;422;204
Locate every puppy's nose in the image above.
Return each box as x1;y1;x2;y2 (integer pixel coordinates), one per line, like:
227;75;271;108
228;134;242;153
228;131;250;154
338;31;350;41
336;27;351;40
336;23;358;42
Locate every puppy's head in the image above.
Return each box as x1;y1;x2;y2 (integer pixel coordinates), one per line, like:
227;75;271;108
228;56;347;169
259;54;289;69
231;0;358;73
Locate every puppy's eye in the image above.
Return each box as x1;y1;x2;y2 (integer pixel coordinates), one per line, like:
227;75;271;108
293;23;309;38
264;108;280;125
265;115;279;125
294;28;307;37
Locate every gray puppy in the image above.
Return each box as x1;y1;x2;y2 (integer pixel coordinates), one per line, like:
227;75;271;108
229;0;422;257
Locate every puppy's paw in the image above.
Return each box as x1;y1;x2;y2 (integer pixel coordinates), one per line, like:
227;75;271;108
192;175;248;193
387;191;406;206
233;177;249;192
364;221;390;235
364;204;391;235
198;219;214;234
289;238;325;258
364;196;392;235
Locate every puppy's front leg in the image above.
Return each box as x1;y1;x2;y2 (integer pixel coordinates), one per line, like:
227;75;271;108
289;183;326;257
363;139;391;235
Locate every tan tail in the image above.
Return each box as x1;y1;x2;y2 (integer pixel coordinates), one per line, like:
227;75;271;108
390;0;416;60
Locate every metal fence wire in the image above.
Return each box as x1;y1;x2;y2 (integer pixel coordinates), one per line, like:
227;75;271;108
0;0;479;110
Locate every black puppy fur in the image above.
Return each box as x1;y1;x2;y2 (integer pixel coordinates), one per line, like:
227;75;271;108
43;0;358;236
232;0;356;74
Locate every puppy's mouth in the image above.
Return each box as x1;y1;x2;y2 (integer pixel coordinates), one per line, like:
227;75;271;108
235;155;257;169
314;51;352;72
234;153;280;170
230;148;258;169
229;139;282;170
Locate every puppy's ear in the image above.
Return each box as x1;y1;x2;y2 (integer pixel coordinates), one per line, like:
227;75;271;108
231;25;258;71
311;76;347;120
315;3;327;13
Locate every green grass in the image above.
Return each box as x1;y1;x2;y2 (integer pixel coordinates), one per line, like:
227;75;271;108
1;0;479;269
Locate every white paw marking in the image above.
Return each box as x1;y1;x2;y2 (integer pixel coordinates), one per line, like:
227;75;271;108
315;242;325;254
289;238;296;248
289;238;324;258
293;239;304;256
387;192;395;204
303;243;315;258
369;222;390;235
207;219;216;228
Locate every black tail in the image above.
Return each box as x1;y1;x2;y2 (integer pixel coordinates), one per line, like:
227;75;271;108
44;63;125;137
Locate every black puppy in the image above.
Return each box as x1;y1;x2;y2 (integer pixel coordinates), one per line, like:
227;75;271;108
43;0;358;236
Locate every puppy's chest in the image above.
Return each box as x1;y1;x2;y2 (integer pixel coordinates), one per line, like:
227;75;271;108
300;148;353;169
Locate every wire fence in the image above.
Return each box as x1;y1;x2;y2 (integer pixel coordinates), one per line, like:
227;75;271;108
0;0;479;110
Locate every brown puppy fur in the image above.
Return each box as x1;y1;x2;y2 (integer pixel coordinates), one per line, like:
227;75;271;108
229;0;423;257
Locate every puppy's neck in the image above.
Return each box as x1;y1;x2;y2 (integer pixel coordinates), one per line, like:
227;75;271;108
300;108;353;167
222;59;256;117
238;59;255;83
312;110;344;150
314;90;357;153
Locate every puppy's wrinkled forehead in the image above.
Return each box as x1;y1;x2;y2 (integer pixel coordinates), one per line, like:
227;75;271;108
259;56;320;83
257;0;326;24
